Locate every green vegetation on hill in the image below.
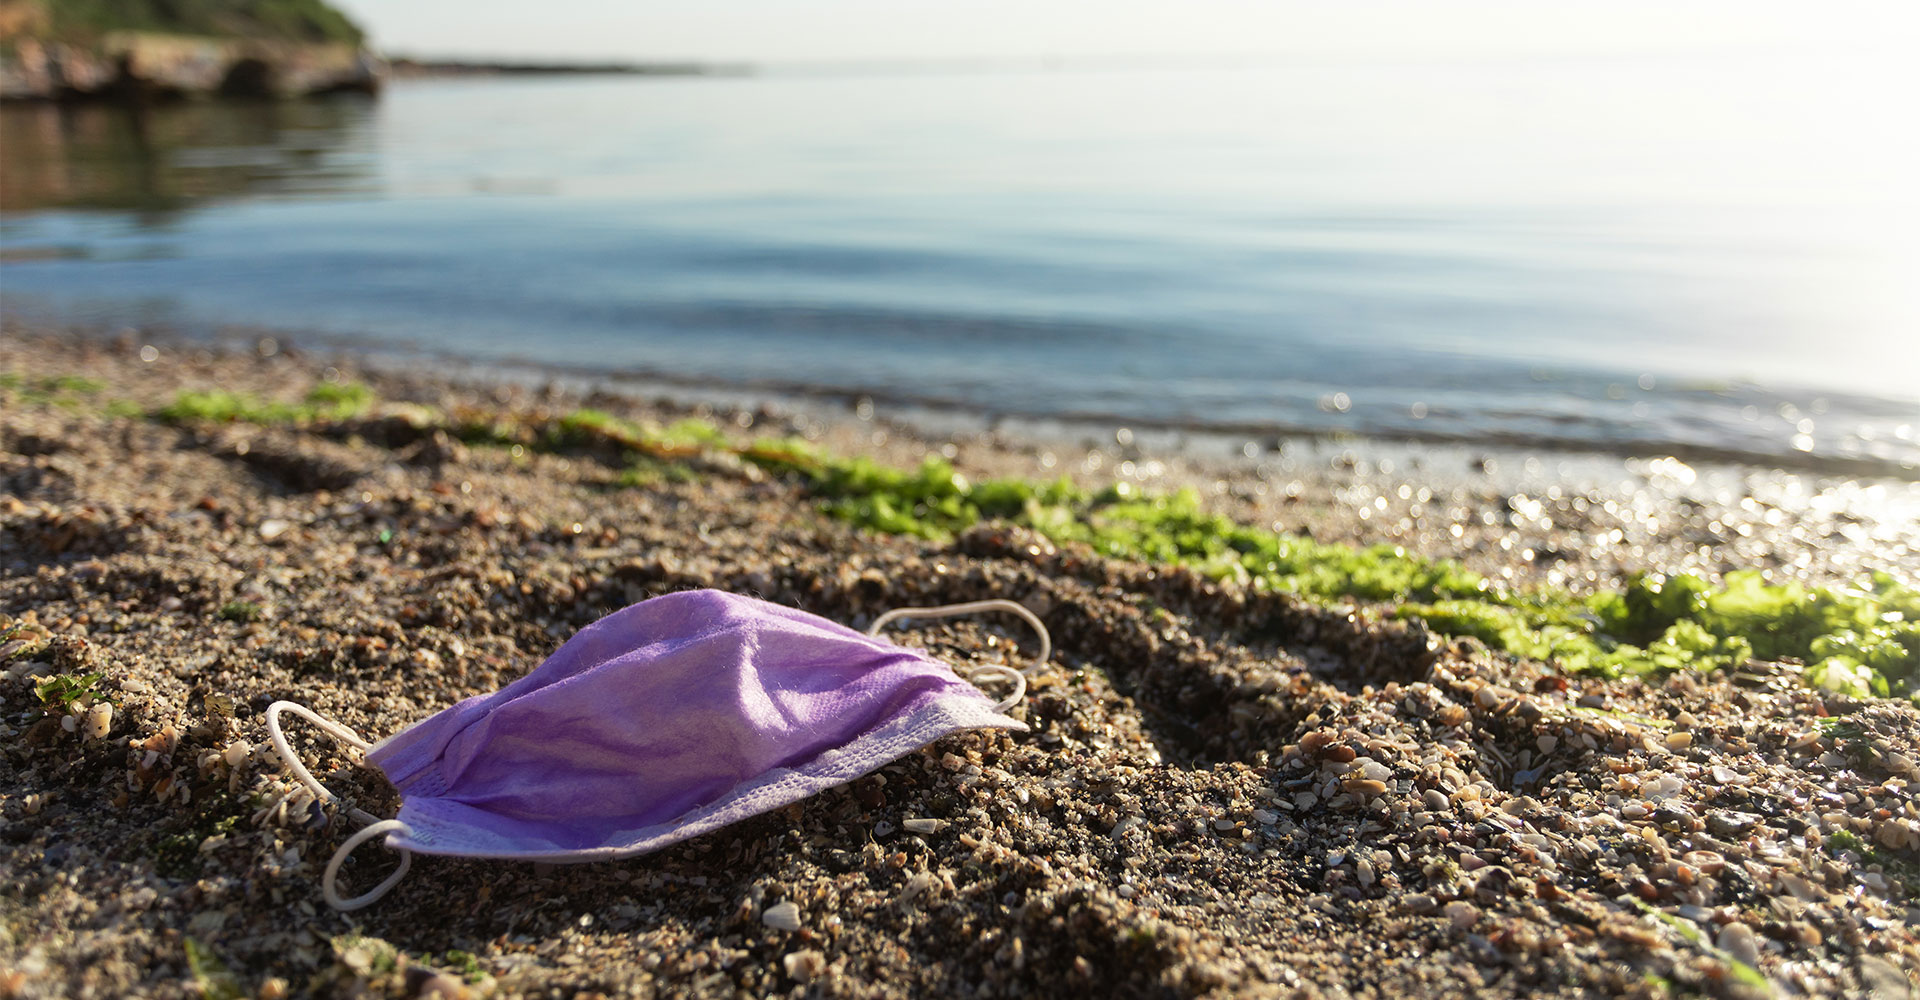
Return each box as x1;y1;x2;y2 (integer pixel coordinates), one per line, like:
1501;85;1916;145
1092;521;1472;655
36;0;364;46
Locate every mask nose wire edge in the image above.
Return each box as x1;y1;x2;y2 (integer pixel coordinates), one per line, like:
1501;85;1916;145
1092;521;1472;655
865;599;1051;713
265;701;416;910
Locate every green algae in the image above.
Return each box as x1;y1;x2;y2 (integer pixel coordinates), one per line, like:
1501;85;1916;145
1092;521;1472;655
158;389;301;424
742;439;1920;701
216;601;264;624
1824;828;1919;893
550;408;734;459
614;456;702;487
123;378;1920;700
302;381;375;421
33;671;107;713
1;371;108;409
1629;900;1772;995
157;381;374;425
183;936;244;1000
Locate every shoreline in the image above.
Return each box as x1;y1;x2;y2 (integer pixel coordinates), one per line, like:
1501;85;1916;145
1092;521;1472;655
5;312;1916;486
11;321;1918;596
134;322;1920;485
391;348;1920;485
2;328;1918;998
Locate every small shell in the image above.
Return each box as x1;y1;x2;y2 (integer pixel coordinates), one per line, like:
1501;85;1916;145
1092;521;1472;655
762;901;802;931
782;950;826;982
902;818;943;835
83;702;113;740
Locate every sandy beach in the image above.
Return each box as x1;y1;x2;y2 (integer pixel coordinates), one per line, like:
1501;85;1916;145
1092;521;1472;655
2;328;1917;999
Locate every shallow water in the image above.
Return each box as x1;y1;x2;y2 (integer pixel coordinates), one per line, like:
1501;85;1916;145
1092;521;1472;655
2;55;1916;473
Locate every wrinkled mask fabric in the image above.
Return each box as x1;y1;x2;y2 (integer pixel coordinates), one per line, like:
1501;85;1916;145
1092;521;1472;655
266;589;1046;910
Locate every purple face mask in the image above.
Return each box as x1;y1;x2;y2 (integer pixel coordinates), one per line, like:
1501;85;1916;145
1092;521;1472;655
265;589;1047;910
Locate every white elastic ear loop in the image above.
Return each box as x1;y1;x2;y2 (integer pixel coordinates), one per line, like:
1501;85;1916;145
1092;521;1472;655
867;599;1051;713
324;819;413;911
266;701;375;824
266;701;415;910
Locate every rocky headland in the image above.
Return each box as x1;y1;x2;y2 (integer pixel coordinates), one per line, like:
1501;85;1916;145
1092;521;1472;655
0;0;379;102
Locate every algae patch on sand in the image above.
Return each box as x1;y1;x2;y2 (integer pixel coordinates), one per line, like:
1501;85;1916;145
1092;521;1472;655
145;382;1920;700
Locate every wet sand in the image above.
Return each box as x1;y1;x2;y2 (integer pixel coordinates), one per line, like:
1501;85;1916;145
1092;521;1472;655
2;329;1917;999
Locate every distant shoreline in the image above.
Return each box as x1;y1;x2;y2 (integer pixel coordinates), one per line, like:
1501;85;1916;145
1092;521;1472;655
384;57;751;79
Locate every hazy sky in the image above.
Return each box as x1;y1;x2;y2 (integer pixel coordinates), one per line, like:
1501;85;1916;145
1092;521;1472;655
330;0;1916;63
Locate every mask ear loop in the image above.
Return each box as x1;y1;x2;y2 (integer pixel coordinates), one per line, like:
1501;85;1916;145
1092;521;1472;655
867;599;1050;713
265;701;415;911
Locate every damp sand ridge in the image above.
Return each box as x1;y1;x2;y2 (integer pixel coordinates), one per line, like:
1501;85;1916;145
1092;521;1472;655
2;330;1918;999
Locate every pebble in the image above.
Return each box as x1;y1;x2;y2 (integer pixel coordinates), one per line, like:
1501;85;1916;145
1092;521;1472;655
783;950;827;983
1879;818;1920;851
83;702;112;740
1682;850;1726;875
415;972;469;999
1716;922;1762;968
1444;901;1480;932
761;901;802;931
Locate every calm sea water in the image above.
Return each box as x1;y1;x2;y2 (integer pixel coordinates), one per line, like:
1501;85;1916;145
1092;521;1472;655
3;55;1917;473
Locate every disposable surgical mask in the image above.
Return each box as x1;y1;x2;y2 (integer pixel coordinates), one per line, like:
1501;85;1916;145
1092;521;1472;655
266;589;1048;910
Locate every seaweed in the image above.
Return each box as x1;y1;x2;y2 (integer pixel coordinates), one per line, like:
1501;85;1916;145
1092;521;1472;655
216;601;264;624
156;381;376;426
750;441;1919;699
184;937;244;1000
115;377;1920;699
